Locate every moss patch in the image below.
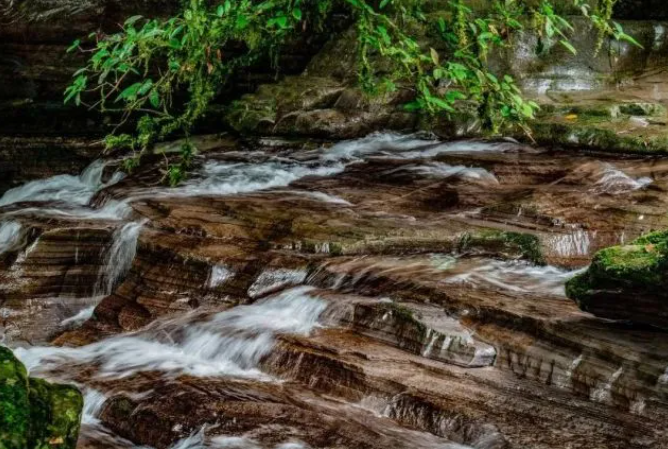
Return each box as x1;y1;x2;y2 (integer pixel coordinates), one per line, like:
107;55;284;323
0;346;30;449
566;230;668;309
459;230;545;265
0;347;83;449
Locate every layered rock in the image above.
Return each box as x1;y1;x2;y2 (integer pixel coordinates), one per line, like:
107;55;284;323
567;230;668;329
2;136;668;448
0;346;83;449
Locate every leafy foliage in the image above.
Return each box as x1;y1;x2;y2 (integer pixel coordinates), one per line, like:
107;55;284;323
65;0;638;185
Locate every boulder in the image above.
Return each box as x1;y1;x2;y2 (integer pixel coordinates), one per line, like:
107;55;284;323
0;346;83;449
566;230;668;328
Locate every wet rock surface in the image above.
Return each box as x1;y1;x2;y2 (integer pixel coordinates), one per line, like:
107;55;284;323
1;134;668;448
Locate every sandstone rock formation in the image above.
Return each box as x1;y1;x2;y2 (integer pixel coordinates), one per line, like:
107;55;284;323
2;135;667;448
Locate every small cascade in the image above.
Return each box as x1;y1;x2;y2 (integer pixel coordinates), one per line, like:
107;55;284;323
0;159;123;208
404;162;499;184
161;134;518;203
591;164;652;195
554;354;584;390
60;306;97;327
285;190;353;206
0;159;128;220
443;258;584;296
15;287;327;381
173;160;346;198
591;367;624;404
81;388;108;425
657;366;668;385
630;397;646;416
546;228;591;258
421;330;439;357
208;265;234;288
0;220;23;255
96;220;146;296
320;132;439;162
170;429;313;449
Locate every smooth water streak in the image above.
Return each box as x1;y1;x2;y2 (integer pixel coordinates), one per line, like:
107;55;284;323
15;287;328;381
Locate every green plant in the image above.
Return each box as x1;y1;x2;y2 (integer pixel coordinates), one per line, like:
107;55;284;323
65;0;640;184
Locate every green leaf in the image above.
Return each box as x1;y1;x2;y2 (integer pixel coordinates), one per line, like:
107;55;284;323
116;82;143;102
149;89;160;108
559;40;577;55
138;79;154;96
67;39;81;53
379;0;391;9
430;48;440;65
429;96;455;112
403;100;424;112
292;8;302;20
124;15;143;26
275;15;288;28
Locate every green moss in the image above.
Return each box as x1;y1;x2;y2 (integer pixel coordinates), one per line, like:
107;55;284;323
501;232;545;265
564;272;592;309
385;303;427;338
590;244;665;286
0;347;83;449
618;102;666;117
633;230;668;246
459;230;545;264
530;122;668;155
0;346;30;449
329;242;344;256
567;231;668;307
28;379;83;449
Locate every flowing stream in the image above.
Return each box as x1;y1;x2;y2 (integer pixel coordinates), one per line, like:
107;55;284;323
2;133;667;448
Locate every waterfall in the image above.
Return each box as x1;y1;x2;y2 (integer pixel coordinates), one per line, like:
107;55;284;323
547;228;591;258
96;220;145;296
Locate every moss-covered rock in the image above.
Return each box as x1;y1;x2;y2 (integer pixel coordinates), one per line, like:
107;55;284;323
459;230;545;265
0;347;83;449
0;346;30;449
566;230;668;328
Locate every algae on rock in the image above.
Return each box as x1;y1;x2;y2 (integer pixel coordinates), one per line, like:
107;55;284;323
566;230;668;328
0;346;83;449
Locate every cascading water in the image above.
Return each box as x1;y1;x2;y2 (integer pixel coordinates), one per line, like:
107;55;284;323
96;220;146;296
0;159;123;207
441;257;585;296
591;163;652;195
16;286;327;380
208;264;234;288
4;133;666;448
0;159;128;220
403;162;499;184
0;220;23;255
